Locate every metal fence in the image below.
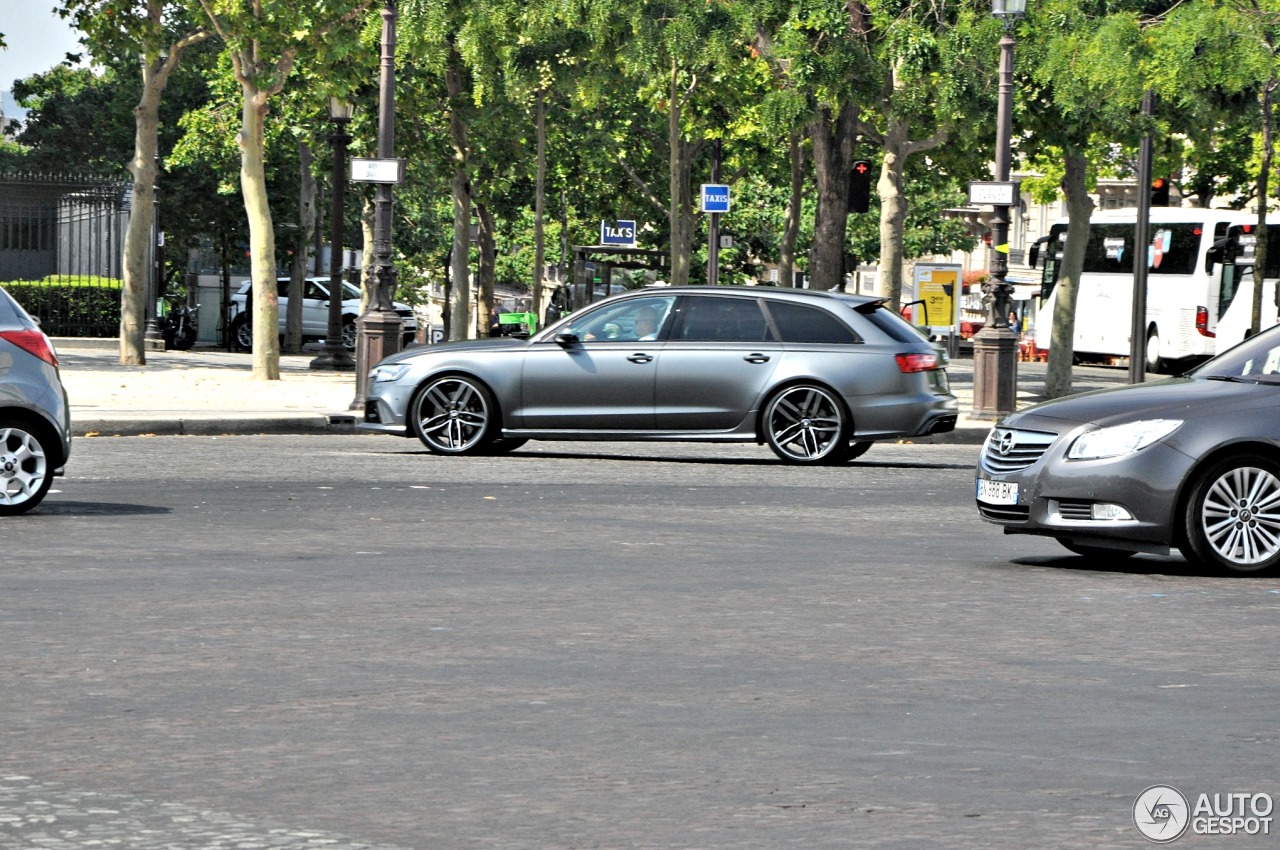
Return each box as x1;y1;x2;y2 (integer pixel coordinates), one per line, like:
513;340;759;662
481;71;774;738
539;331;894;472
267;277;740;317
0;173;130;336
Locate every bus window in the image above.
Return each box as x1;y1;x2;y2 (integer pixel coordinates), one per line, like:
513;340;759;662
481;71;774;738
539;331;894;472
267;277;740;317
1219;263;1248;319
1039;225;1067;300
1079;222;1204;276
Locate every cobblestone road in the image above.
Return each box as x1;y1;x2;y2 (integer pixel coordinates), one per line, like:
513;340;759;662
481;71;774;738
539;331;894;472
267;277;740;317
6;436;1278;849
0;775;406;849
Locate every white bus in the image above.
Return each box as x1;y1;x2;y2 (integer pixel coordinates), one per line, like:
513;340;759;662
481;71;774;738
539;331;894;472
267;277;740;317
1209;220;1280;352
1029;207;1254;372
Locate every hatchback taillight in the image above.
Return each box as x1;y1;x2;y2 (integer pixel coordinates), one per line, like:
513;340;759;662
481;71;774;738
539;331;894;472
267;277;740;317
1195;306;1215;338
0;329;59;367
895;352;939;373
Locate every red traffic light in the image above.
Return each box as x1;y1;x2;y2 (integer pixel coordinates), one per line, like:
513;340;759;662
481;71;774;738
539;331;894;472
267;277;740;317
849;159;873;213
1150;176;1171;206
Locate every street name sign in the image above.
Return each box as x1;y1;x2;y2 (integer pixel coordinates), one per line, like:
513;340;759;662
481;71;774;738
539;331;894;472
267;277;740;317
967;181;1019;206
350;158;406;184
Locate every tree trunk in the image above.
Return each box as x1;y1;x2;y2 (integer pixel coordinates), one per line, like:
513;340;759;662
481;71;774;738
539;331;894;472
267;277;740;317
808;101;857;291
240;85;280;380
877;123;909;309
668;61;695;286
284;140;316;355
1044;152;1094;400
360;197;375;314
872;101;947;311
120;64;164;366
780;131;805;288
118;18;208;364
476;202;496;337
447;56;472;341
533;89;547;321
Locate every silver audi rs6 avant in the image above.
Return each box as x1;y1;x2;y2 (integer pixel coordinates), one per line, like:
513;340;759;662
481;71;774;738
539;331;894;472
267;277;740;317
360;286;958;464
976;324;1280;574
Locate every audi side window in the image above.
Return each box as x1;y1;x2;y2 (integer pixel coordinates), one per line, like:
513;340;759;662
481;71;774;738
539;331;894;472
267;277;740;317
677;296;774;342
766;301;858;344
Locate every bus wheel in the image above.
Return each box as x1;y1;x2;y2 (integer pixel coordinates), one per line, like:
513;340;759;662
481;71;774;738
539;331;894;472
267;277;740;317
1144;328;1163;374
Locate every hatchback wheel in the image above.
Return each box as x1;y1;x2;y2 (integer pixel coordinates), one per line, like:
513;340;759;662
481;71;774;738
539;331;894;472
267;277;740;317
410;376;497;455
1183;454;1280;574
230;315;252;352
762;384;850;465
0;422;54;515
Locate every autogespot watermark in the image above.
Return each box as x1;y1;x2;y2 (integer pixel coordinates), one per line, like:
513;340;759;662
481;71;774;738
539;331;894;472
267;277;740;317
1134;785;1274;842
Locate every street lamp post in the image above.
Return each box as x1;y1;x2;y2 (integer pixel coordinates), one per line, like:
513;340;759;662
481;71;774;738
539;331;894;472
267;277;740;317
311;97;356;372
971;0;1026;419
352;0;405;409
144;156;164;347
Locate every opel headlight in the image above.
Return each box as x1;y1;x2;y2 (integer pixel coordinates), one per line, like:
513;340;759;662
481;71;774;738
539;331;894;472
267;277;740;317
1066;419;1182;460
370;364;410;383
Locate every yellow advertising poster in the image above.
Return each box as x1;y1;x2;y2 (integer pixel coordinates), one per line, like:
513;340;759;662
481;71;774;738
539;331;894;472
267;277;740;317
911;264;961;330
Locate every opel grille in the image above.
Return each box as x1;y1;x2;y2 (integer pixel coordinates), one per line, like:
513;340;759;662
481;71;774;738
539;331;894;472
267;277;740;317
980;427;1057;474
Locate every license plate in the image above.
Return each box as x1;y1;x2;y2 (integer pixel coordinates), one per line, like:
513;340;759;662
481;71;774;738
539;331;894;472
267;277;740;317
976;478;1019;505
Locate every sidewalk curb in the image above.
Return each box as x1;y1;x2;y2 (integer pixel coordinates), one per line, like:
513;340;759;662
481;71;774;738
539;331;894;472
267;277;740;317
68;413;992;443
71;412;361;438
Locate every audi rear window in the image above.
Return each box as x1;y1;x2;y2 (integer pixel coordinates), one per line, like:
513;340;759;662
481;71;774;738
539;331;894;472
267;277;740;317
855;302;933;343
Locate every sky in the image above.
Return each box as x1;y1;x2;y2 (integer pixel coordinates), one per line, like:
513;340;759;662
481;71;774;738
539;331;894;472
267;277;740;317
0;1;84;114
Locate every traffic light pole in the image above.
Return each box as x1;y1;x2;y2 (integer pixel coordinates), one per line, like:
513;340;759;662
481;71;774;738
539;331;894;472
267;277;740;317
706;140;721;286
1129;90;1154;385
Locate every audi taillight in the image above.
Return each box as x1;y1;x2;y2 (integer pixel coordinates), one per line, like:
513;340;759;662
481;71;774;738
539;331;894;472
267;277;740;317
0;329;59;367
895;352;940;373
1195;306;1215;338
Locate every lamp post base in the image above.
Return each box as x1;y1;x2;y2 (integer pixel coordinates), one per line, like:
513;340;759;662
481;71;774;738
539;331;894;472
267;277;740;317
351;309;404;410
970;325;1020;420
309;343;355;372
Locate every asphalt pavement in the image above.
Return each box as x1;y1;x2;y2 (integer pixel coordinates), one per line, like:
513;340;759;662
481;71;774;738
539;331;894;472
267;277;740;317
52;337;1134;442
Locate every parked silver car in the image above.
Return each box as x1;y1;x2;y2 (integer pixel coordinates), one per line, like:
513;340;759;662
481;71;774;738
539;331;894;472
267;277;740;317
976;323;1280;573
0;287;70;515
360;286;958;464
228;277;418;351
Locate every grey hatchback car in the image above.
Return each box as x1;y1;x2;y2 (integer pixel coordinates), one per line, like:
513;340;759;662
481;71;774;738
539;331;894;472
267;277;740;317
360;286;957;464
976;323;1280;574
0;287;70;514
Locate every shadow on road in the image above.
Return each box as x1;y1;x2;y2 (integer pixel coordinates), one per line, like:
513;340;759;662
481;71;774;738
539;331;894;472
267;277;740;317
374;448;975;470
34;501;173;517
1008;553;1255;580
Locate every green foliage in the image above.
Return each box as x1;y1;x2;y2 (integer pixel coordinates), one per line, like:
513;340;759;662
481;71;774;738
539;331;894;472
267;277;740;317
9;65;134;175
3;277;123;336
21;0;1279;330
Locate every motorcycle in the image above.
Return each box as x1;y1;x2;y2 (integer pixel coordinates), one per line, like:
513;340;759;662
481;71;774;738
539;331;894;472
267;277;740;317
161;299;199;351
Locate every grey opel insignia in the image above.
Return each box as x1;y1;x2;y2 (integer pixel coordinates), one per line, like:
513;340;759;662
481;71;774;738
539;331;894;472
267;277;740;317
976;323;1280;574
0;287;70;515
360;286;958;464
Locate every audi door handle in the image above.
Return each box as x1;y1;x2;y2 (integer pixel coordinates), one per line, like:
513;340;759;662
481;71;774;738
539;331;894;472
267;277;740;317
744;354;771;363
627;353;654;363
